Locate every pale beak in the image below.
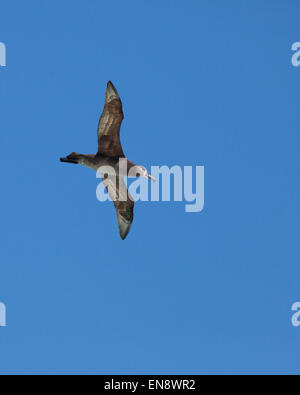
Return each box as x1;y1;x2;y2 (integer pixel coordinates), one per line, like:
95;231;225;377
147;174;156;182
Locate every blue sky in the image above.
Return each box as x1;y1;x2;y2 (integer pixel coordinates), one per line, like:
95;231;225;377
0;0;300;375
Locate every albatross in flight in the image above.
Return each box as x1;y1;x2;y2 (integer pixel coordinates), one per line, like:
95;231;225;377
60;81;155;240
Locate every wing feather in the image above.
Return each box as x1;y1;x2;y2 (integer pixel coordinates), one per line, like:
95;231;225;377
97;81;125;157
102;175;134;240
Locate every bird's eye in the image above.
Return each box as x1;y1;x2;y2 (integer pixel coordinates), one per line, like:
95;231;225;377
104;173;108;179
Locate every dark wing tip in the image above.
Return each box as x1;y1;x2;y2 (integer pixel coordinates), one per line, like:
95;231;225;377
119;222;132;240
117;211;133;240
106;81;120;103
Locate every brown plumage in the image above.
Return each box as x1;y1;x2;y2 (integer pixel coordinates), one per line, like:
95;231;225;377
60;81;154;240
97;84;125;158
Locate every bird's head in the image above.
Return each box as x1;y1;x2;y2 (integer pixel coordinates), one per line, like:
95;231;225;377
135;166;155;182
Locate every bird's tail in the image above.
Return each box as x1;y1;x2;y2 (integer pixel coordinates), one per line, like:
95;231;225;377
60;152;83;164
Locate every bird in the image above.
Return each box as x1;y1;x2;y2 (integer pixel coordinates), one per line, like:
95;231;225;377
60;81;155;240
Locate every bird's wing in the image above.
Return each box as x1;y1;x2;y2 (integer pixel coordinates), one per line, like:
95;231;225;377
102;175;134;240
97;81;125;157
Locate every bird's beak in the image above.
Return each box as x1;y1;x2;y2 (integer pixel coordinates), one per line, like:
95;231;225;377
147;174;156;182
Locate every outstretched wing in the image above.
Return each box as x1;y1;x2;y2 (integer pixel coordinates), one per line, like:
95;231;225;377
102;175;134;240
97;81;125;158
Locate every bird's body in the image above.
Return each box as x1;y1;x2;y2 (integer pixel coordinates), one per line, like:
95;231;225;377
60;81;154;240
62;153;133;174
